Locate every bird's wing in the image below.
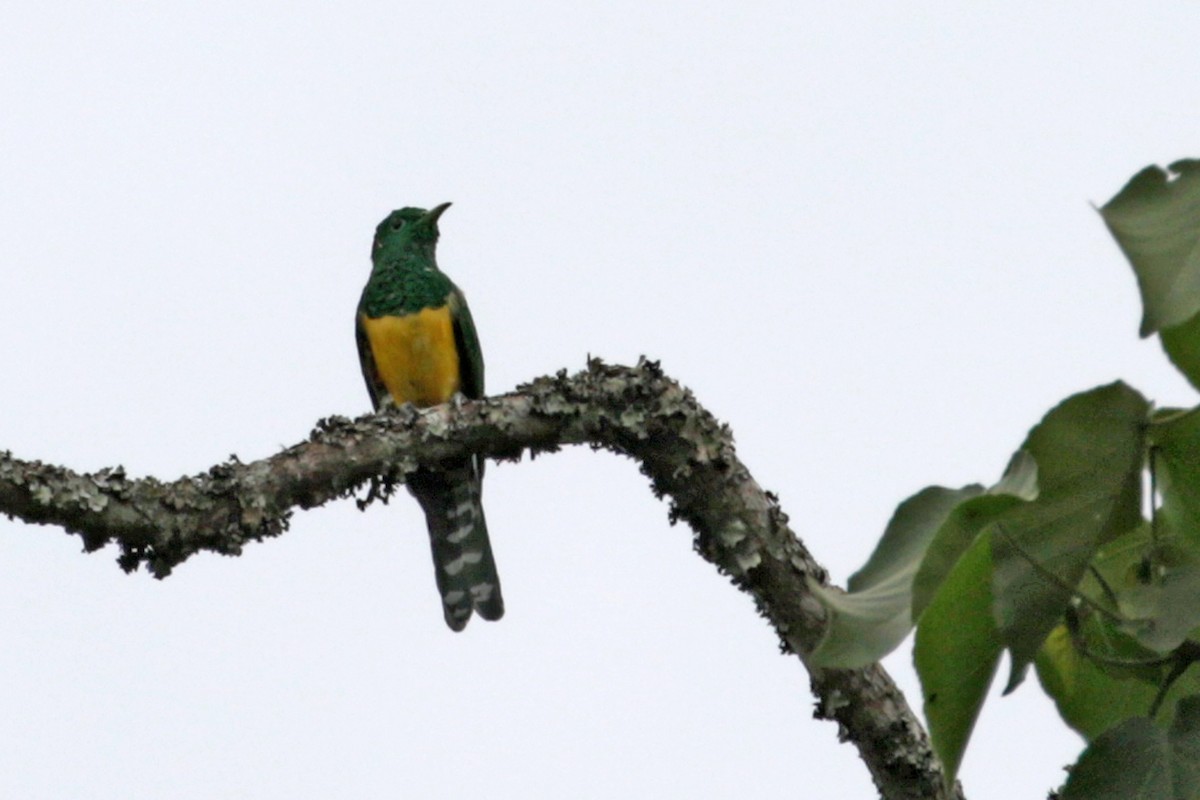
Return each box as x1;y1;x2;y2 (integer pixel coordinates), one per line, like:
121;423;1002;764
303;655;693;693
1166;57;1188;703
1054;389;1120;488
449;286;484;400
355;304;388;409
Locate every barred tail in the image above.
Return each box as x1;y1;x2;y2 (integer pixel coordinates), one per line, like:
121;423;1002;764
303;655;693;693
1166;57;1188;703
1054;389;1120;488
408;457;504;631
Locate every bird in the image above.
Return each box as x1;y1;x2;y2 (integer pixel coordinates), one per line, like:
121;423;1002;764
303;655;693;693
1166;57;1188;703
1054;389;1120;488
355;203;504;631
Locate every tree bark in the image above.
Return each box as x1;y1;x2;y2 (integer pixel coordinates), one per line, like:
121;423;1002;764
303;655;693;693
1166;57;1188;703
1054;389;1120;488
0;358;962;800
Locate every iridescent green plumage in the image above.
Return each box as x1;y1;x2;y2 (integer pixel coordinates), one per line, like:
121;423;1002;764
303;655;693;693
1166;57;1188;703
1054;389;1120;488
361;207;455;314
355;203;501;630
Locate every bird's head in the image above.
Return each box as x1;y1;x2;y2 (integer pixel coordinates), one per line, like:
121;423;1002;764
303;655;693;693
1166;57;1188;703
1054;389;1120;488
371;202;452;260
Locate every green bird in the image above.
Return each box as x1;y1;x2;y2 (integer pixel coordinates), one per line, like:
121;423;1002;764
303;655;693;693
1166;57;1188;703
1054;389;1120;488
355;203;504;631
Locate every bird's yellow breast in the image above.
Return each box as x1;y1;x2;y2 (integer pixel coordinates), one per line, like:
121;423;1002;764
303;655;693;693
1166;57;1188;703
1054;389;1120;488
360;306;461;407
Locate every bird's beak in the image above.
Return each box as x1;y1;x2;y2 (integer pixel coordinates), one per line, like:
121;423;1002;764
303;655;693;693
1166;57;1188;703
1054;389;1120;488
424;202;452;225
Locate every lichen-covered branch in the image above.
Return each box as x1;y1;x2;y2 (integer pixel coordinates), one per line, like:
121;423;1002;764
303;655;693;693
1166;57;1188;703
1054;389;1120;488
0;358;961;800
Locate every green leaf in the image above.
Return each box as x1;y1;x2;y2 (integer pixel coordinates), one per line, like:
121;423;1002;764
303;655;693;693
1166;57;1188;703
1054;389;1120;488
847;486;984;593
910;495;1024;620
1037;527;1200;743
1035;622;1161;741
1151;407;1200;547
992;382;1149;692
912;451;1037;618
1118;545;1200;654
1081;413;1200;652
991;448;1040;501
1082;525;1200;656
808;485;982;668
809;453;1037;670
1100;159;1200;337
914;531;1003;785
1160;315;1200;392
806;578;917;670
1060;695;1200;800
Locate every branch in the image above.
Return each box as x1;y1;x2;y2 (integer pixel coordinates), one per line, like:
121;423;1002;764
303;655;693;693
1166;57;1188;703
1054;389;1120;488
0;358;961;800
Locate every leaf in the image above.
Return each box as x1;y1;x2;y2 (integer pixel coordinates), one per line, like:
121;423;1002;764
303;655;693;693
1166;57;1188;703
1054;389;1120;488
806;577;917;669
1036;612;1200;741
810;453;1038;669
991;382;1149;692
847;486;984;593
991;448;1040;501
1081;524;1200;656
1060;695;1200;800
911;451;1036;618
1036;623;1159;741
1151;407;1200;547
808;485;982;668
1038;528;1200;746
1100;159;1200;337
1118;545;1200;654
910;495;1024;620
1161;316;1200;392
1086;413;1200;652
914;531;1003;785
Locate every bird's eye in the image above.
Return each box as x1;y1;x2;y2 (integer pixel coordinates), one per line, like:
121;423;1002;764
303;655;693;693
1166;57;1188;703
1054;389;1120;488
391;219;405;230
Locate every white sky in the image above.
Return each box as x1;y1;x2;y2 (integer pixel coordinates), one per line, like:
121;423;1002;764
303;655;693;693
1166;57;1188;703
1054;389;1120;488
0;3;1196;798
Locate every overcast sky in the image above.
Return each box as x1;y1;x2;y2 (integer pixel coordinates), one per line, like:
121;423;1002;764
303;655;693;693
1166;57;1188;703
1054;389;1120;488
1;4;1197;798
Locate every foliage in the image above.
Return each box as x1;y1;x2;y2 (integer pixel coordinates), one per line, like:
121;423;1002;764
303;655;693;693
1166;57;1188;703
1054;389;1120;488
810;159;1200;797
1060;696;1200;800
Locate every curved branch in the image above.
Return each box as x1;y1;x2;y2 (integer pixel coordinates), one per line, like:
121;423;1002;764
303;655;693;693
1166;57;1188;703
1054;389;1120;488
0;358;961;800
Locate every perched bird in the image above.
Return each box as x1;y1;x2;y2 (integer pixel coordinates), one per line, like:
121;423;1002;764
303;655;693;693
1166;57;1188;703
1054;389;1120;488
356;203;503;631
